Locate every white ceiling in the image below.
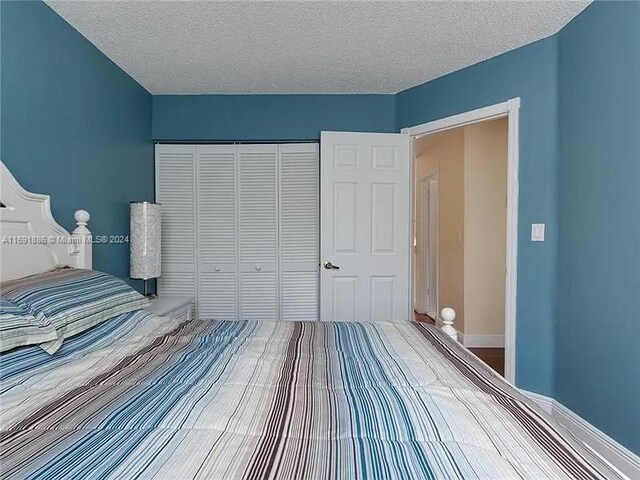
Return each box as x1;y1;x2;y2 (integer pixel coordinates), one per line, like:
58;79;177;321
46;1;589;95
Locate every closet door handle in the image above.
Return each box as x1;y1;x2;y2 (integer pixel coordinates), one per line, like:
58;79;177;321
323;261;340;270
255;265;262;272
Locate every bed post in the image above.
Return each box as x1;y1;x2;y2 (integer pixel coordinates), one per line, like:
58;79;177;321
71;210;92;269
440;307;458;342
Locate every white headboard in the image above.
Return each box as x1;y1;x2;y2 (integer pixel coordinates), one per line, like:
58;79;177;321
0;161;92;282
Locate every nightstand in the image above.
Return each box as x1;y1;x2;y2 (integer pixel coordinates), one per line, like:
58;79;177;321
144;296;195;321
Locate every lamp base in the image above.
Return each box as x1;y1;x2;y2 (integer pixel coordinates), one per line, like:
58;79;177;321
141;279;157;299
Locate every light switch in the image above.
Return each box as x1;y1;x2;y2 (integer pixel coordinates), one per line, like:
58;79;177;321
531;223;545;242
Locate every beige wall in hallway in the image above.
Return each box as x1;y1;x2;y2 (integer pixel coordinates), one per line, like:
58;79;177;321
415;128;465;332
463;118;508;337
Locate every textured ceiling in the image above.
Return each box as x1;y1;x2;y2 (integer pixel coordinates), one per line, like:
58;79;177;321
45;1;589;95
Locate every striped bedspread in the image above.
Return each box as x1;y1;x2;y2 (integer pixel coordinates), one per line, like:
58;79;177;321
0;313;621;479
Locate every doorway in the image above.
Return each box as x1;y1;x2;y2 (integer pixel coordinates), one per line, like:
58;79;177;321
403;98;520;382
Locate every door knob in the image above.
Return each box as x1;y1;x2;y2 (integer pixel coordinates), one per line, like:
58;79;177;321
323;261;340;270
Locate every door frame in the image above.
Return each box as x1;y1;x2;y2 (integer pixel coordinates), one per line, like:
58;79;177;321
415;173;438;316
401;97;520;384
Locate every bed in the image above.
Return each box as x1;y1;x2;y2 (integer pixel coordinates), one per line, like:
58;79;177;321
0;162;625;479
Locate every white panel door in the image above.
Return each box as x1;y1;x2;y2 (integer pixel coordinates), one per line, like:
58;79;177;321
238;144;278;321
320;132;410;322
279;144;319;321
197;145;238;320
155;145;197;300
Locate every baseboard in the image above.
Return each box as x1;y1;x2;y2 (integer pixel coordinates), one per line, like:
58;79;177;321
524;390;554;414
432;321;505;349
462;334;505;348
522;390;640;478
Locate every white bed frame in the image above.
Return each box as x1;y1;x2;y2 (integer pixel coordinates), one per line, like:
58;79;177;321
0;161;92;282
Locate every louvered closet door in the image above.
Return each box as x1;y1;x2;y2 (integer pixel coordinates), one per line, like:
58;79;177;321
238;145;278;320
155;145;197;300
279;144;319;321
197;145;238;320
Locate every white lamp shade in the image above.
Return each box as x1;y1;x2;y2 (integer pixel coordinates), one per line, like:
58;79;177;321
130;202;161;280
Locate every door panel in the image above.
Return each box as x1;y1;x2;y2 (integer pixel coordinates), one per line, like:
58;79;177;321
199;272;237;320
240;271;277;320
332;276;358;322
281;271;318;321
197;145;238;320
371;276;395;322
279;144;320;321
155;145;197;301
238;145;278;320
371;183;396;253
239;145;278;266
320;132;410;323
333;182;358;253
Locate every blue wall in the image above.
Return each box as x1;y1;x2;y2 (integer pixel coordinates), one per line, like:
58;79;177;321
557;1;640;454
152;94;395;141
1;1;153;279
397;37;560;397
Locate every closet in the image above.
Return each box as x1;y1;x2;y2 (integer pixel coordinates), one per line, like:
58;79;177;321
155;143;319;321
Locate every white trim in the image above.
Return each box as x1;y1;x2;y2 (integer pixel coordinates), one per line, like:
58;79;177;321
523;390;640;479
504;99;520;384
434;323;505;348
462;334;505;348
403;97;520;384
402;99;521;138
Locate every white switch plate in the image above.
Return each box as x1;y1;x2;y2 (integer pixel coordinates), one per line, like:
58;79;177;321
531;223;545;242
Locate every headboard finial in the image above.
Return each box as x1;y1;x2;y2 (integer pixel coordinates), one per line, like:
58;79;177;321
74;209;90;226
71;210;92;270
440;307;458;342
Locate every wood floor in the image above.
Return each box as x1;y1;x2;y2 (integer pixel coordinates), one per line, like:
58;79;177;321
468;348;505;376
413;311;436;324
413;311;505;376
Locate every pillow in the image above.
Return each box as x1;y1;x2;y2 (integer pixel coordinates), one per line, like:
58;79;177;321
0;300;58;353
1;267;150;353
